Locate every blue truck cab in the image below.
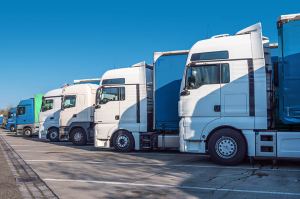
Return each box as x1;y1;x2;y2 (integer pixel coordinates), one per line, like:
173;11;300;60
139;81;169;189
6;107;17;132
16;94;43;136
0;115;3;128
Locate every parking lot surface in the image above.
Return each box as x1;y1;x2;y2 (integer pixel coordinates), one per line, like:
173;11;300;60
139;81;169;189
1;129;300;199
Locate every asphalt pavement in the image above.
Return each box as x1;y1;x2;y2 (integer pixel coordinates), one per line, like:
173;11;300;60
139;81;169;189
1;129;300;199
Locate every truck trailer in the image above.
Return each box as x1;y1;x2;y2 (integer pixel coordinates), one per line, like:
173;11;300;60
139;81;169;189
94;50;189;151
6;107;16;132
16;94;43;137
179;14;300;165
38;88;63;141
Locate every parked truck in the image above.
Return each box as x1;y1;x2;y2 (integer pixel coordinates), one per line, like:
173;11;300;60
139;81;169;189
94;51;189;151
94;14;300;165
0;115;3;128
38;88;63;141
59;83;98;145
179;14;300;165
16;94;43;136
6;107;17;132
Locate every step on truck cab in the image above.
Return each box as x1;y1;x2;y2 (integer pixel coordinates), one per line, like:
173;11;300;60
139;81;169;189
95;51;189;151
59;83;98;145
38;88;63;141
6;107;17;132
179;15;300;165
16;94;43;137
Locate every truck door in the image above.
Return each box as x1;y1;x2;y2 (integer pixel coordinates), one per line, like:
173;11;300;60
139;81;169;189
16;106;27;124
95;87;121;124
220;61;249;117
61;95;78;126
182;64;221;118
119;85;138;130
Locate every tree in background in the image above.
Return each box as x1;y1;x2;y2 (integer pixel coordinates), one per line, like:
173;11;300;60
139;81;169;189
0;107;10;116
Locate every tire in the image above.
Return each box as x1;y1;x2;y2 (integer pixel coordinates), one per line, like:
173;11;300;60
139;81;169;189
208;128;246;165
10;125;15;132
70;128;87;146
112;130;134;152
48;128;59;142
23;127;33;137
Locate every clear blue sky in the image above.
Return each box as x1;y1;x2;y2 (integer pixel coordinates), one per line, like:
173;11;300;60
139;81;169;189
0;0;299;109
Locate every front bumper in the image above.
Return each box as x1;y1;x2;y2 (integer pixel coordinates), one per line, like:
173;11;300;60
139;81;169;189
38;124;47;139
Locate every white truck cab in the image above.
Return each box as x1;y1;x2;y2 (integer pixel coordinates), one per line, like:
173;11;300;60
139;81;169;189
94;50;189;152
39;88;62;141
94;62;152;151
59;83;98;145
179;21;300;165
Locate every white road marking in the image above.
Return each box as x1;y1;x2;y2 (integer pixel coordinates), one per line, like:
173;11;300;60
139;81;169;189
26;159;300;172
16;149;206;157
43;178;300;196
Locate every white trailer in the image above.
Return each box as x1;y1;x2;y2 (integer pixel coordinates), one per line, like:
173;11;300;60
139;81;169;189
59;83;98;145
38;88;62;141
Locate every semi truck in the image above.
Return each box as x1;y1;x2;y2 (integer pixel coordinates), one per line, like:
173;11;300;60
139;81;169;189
6;107;17;132
0;115;3;128
94;14;300;165
179;14;300;165
59;83;98;145
38;88;63;141
16;94;43;137
94;51;189;151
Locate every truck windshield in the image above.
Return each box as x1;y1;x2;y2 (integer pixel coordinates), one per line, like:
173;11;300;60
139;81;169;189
185;64;230;89
8;112;12;118
62;96;76;109
41;99;54;112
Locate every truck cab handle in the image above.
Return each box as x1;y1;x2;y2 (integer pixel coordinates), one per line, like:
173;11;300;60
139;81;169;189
50;117;54;120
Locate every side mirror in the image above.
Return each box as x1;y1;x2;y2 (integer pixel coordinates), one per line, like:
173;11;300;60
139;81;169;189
180;89;190;96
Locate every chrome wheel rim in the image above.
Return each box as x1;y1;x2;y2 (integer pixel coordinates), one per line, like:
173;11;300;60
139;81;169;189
215;136;237;159
24;129;31;136
50;131;58;139
117;135;129;148
74;132;82;142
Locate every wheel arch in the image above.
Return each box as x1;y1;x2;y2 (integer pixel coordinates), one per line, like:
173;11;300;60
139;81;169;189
205;125;248;153
23;126;32;131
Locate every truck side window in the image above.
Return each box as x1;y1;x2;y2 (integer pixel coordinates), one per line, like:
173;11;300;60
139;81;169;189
186;64;230;89
17;107;25;115
63;96;76;109
98;87;125;104
221;63;230;83
41;99;54;112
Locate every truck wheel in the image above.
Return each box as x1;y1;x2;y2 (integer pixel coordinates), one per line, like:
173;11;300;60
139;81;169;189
10;125;15;132
48;128;59;142
23;128;33;137
208;128;246;165
113;130;134;152
70;128;87;145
